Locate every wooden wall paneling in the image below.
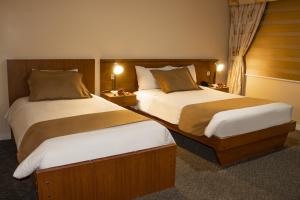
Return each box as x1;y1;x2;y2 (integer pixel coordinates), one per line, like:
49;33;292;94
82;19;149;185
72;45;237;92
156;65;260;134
7;59;95;105
100;59;217;92
246;0;300;81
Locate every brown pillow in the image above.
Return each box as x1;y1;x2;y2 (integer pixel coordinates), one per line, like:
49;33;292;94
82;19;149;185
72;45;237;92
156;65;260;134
151;68;200;93
28;70;92;101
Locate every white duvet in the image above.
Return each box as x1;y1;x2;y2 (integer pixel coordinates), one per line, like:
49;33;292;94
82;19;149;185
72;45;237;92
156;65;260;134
135;87;292;138
6;95;175;179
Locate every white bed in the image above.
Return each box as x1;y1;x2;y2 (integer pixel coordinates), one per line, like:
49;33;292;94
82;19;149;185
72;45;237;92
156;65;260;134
134;87;292;138
6;95;175;179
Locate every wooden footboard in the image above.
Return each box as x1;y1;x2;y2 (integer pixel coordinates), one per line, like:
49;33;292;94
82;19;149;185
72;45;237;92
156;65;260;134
35;144;176;200
197;121;296;166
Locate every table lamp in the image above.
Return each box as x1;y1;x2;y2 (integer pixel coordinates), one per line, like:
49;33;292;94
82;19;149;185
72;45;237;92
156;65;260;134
111;63;124;94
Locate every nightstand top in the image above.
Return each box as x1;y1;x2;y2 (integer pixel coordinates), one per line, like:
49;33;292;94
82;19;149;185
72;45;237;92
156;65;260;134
101;91;137;107
101;92;136;98
208;86;229;93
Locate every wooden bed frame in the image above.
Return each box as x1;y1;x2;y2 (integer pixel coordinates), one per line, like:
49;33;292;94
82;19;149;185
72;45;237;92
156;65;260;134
100;59;296;166
7;59;176;200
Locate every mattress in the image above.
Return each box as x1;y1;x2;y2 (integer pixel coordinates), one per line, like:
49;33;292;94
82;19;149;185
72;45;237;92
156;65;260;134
6;95;175;179
134;87;292;138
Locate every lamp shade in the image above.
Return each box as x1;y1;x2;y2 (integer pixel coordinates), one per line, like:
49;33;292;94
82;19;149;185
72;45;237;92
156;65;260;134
216;63;224;72
113;64;124;75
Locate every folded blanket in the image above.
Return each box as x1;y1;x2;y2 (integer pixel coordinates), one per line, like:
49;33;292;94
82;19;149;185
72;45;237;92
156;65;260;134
178;97;272;136
18;110;149;162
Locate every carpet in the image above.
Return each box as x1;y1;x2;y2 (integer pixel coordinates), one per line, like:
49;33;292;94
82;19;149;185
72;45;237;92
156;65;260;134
1;131;299;200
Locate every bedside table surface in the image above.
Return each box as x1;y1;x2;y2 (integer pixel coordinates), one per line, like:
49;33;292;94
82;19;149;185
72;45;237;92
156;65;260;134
101;92;137;107
209;86;229;93
102;92;136;98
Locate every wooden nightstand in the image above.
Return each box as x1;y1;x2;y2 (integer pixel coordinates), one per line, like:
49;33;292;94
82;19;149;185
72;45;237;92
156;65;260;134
101;92;137;107
209;86;229;93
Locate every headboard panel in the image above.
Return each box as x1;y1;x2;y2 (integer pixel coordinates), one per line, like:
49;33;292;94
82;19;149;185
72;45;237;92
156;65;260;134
7;59;95;105
100;59;217;92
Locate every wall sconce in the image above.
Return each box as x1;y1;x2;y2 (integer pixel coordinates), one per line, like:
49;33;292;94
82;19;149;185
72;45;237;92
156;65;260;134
216;63;225;72
111;63;124;92
214;62;225;83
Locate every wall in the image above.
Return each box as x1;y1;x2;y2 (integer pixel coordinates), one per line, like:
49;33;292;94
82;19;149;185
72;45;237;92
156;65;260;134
246;76;300;130
0;0;229;140
245;0;300;129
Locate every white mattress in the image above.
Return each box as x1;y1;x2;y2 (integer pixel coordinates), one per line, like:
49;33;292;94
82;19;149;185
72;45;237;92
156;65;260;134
6;95;175;179
135;87;292;138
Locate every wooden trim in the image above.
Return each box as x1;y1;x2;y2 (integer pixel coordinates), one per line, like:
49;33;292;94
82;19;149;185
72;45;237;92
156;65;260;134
100;59;217;92
130;108;296;166
7;59;95;105
246;73;300;84
36;144;176;200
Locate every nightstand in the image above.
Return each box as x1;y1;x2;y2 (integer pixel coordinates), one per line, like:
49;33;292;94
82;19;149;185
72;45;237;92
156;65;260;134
209;86;229;93
101;92;137;107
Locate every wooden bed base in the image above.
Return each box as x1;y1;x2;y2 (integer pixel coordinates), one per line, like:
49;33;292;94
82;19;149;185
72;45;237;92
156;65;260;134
132;109;296;166
35;144;176;200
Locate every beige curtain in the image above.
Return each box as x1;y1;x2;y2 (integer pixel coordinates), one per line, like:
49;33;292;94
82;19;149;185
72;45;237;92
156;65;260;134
227;2;266;94
229;0;276;6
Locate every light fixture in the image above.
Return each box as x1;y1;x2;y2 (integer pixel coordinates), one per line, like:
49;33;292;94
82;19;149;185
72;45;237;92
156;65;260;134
216;63;225;72
214;62;225;84
113;64;124;75
111;63;124;92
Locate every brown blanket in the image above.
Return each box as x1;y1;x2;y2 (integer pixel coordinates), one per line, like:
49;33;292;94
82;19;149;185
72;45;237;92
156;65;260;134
178;97;272;136
18;110;149;162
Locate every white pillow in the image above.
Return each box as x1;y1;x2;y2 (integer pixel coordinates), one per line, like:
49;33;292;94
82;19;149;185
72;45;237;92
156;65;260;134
135;65;173;90
187;65;197;83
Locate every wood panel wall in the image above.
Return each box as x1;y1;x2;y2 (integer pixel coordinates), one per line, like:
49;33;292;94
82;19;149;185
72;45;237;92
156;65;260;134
246;0;300;81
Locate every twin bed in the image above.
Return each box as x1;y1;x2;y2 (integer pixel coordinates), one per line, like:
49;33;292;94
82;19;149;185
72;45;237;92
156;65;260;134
100;59;296;166
6;59;176;200
6;59;296;200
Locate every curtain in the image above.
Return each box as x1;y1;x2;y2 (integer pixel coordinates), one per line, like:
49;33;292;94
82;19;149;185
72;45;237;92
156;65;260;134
229;0;277;6
227;2;266;94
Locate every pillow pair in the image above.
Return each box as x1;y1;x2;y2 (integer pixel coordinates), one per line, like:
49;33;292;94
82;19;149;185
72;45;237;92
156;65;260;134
28;70;91;101
135;64;197;90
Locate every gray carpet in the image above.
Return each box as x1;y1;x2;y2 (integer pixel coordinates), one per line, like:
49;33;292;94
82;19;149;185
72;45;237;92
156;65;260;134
0;131;299;200
138;131;300;200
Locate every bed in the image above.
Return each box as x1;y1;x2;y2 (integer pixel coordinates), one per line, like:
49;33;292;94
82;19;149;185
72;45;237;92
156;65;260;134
6;59;176;200
100;59;296;166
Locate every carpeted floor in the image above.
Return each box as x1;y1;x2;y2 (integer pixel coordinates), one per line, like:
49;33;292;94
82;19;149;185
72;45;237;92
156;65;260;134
1;131;300;200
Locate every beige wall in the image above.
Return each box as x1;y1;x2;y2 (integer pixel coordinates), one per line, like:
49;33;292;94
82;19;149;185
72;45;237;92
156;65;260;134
246;76;300;129
0;0;230;139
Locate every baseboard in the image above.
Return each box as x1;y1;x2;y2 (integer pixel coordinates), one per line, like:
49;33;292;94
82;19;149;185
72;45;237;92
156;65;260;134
296;123;300;131
0;130;11;140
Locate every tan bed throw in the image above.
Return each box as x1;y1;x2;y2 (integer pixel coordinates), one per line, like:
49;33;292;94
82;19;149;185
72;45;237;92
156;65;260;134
18;110;149;162
178;97;272;136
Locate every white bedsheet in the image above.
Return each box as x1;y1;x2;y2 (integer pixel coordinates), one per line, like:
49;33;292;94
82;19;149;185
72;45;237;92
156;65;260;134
134;87;292;138
6;95;175;179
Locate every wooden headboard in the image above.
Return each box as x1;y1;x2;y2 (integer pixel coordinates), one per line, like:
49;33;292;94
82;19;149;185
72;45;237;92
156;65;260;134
100;59;217;92
7;59;95;105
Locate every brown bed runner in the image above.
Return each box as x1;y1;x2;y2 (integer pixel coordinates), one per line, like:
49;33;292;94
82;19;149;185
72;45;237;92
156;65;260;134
178;97;272;136
18;110;149;162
